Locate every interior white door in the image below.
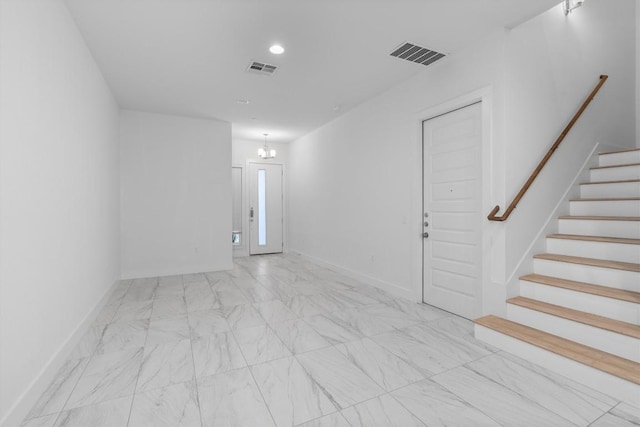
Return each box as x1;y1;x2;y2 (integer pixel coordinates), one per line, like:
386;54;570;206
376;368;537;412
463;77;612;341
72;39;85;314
423;102;482;319
249;163;283;255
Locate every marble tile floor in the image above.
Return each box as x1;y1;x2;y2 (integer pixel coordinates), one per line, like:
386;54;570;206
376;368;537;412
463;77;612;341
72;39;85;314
21;254;639;427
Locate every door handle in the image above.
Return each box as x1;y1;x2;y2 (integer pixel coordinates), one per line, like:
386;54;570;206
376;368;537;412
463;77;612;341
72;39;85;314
250;207;254;221
423;232;429;238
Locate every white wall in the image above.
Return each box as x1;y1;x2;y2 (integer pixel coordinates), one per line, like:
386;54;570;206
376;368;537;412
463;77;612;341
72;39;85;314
0;0;120;424
232;139;289;257
503;1;636;275
288;0;635;308
289;31;507;301
120;110;232;278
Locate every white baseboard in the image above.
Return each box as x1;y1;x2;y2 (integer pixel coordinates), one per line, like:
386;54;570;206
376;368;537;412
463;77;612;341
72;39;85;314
289;250;414;302
1;278;121;427
120;262;234;280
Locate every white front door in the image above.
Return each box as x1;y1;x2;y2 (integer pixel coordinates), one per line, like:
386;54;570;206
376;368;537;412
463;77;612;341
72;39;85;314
249;163;283;255
423;102;482;319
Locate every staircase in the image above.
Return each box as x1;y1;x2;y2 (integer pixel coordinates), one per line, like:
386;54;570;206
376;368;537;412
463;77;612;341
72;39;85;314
475;147;640;407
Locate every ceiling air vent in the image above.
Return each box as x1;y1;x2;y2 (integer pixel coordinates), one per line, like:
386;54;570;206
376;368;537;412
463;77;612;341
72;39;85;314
247;60;278;76
390;42;445;67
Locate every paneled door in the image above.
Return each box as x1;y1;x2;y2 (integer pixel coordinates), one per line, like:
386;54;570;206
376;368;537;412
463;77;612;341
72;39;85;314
249;163;283;255
423;102;482;319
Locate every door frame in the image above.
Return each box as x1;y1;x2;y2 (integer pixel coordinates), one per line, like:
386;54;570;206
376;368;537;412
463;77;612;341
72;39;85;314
232;164;247;257
413;87;497;317
246;160;286;255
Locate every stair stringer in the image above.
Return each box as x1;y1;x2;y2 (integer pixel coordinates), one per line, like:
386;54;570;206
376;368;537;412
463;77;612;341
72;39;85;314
503;141;599;301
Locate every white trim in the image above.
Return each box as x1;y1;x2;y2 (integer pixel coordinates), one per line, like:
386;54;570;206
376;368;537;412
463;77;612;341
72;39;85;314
289;250;414;301
504;142;600;297
413;86;494;315
1;279;121;427
232;164;246;255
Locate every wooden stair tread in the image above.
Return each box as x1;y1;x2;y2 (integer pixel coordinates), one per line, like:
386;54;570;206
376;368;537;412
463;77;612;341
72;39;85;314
591;162;640;170
558;215;640;221
520;274;640;303
546;234;640;245
599;148;640;155
569;197;640;202
580;179;640;185
507;296;640;338
534;253;640;272
475;315;640;385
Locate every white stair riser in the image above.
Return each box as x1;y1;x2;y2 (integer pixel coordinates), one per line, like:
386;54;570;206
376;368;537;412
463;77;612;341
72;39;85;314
599;150;640;167
474;324;640;408
558;219;640;239
591;165;640;182
570;199;640;216
520;280;639;324
546;238;640;264
580;182;640;198
533;259;639;291
506;304;639;362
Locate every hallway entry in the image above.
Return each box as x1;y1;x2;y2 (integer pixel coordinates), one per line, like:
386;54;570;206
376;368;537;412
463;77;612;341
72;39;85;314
422;102;483;319
249;163;283;255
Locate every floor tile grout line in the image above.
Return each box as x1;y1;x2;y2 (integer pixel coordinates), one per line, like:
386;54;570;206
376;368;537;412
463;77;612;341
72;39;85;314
238;258;635;419
228;262;346;426
182;276;207;427
124;277;157;427
277;300;492;424
26;280;133;424
289;334;479;426
226;315;280;427
340;391;429;427
27;255;633;426
586;401;624;427
491;349;622;411
431;353;601;427
289;346;345;417
290;335;398;417
270;263;627;424
425;371;506;427
460;350;621;425
379;386;434;427
21;282;131;423
291;411;346;427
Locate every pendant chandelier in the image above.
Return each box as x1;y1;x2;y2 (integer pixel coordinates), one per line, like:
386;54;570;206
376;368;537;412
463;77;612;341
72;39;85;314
258;133;276;159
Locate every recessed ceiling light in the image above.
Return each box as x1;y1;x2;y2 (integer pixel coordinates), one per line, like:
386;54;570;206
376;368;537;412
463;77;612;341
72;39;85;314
236;99;250;104
269;44;285;55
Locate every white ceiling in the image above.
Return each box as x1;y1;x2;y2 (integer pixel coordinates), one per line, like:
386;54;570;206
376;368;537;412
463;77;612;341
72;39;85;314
64;0;560;143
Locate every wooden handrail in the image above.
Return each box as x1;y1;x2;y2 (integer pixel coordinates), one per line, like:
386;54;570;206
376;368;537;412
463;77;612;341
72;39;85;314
488;75;609;222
